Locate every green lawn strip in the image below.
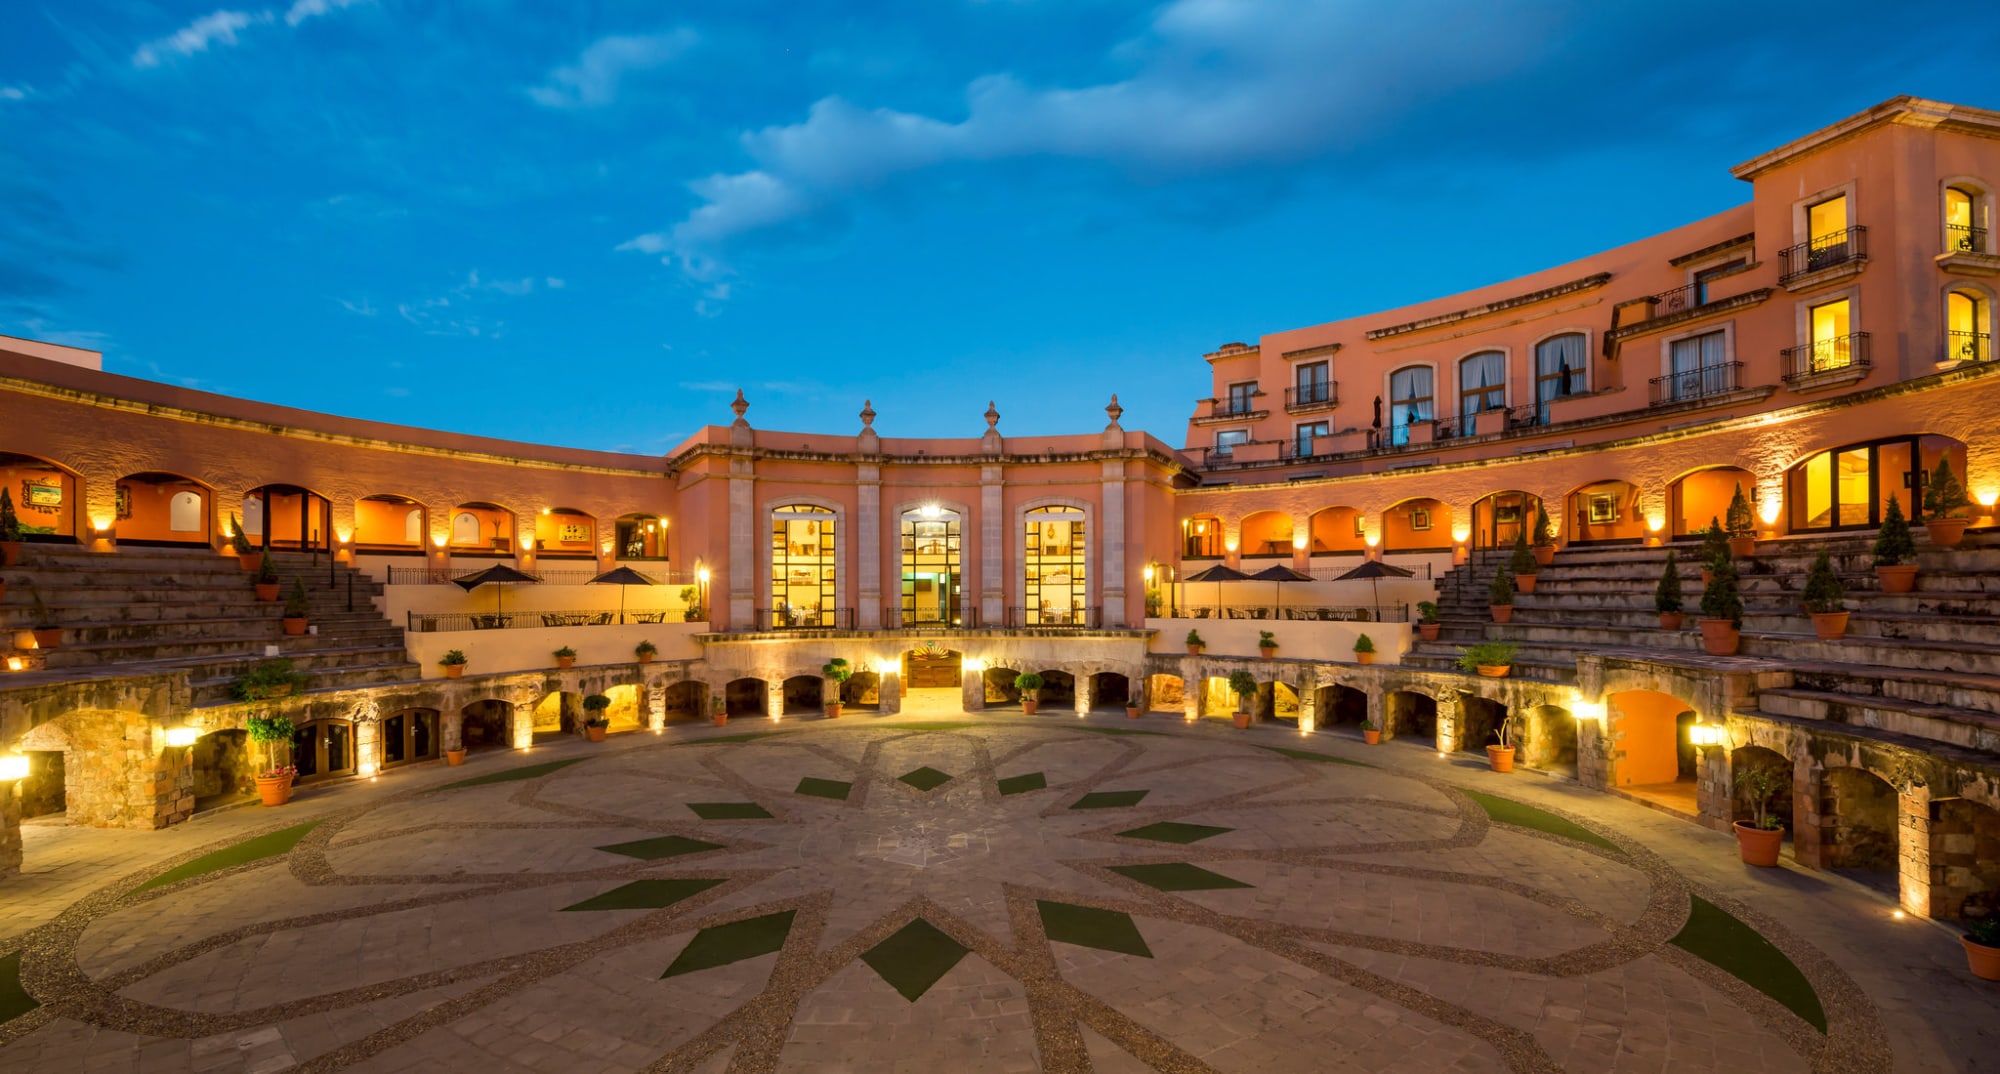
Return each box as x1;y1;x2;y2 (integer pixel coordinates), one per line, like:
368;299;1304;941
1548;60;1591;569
137;821;321;892
1118;821;1232;845
595;835;725;861
686;802;774;820
891;722;985;732
795;777;852;801
1037;900;1152;958
431;758;586;791
687;732;790;744
861;919;970;1002
1073;726;1166;737
663;910;796;978
1258;745;1373;767
1108;862;1253;892
1672;896;1827;1033
898;767;953;791
562;877;726;912
996;772;1047;796
0;951;38;1025
1070;789;1148;810
1458;789;1622;854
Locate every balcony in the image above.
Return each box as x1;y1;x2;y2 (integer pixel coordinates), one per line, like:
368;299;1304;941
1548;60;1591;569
1191;394;1268;425
1781;332;1870;390
1004;606;1102;629
1777;226;1867;291
1649;361;1744;406
1283;383;1337;413
1950;224;1988;253
1938;225;2000;277
1945;330;1992;365
759;606;857;630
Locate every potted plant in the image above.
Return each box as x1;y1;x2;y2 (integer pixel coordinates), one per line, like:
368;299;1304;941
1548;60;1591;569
1185;629;1205;656
1924;456;1973;548
710;695;727;727
1488;563;1514;623
635;639;658;664
1258;631;1278;659
28;586;60;649
822;658;851;718
582;694;611;741
0;488;21;566
1416;601;1441;642
1015;672;1044;715
680;586;705;622
1144;589;1163;617
1227;670;1258;730
1361;719;1381;745
1732;763;1786;867
1655;551;1685;629
1698;558;1743;656
1456;641;1519;678
230;658;307;701
1486;713;1519;772
1725;484;1757;558
1962;899;2000;981
1530;504;1556;567
553;645;577;670
1873;497;1919;594
439;649;468;678
282;578;310;636
230;513;258;569
247;713;297;807
445;742;466;766
1698;519;1729;585
1126;697;1142;719
253;550;281;602
1509;533;1539;594
1353;633;1376;665
1802;550;1848;640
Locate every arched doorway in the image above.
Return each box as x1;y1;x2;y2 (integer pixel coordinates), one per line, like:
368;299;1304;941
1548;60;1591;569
1145;674;1185;715
1182;515;1223;560
983;667;1022;705
1265;682;1300;726
116;472;212;546
1469;491;1541;550
1610;690;1698;816
18;748;68;818
534;507;597;559
292;718;356;782
725;678;767;718
0;452;78;542
1457;696;1508;754
1089;672;1131;710
1669;467;1753;538
243;484;331;552
355;494;426;552
1307;507;1367;559
380;708;440;769
1035;670;1076;709
450;502;514;554
1564;480;1642;545
1314;684;1368;729
1519;705;1577;778
532;692;578;738
190;730;252;810
1820;768;1900;895
600;685;643;731
782;675;825;715
841;670;882;710
615;513;667;561
1382;498;1450;554
1386;691;1436;742
459;700;512;751
1238;511;1294;561
661;681;707;723
1786;434;1969;530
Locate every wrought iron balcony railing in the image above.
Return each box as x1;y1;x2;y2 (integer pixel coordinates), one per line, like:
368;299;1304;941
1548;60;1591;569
1649;361;1744;406
1284;383;1335;409
1947;330;1992;363
1004;606;1102;629
1210;396;1261;417
1947;223;1988;253
1781;332;1870;383
759;606;856;630
1777;225;1866;283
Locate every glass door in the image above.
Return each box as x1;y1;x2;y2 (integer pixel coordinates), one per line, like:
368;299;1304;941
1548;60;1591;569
1024;507;1085;624
901;508;961;625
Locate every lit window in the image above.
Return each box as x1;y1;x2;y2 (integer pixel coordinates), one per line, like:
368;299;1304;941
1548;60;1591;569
1806;298;1853;372
1945;187;1979;252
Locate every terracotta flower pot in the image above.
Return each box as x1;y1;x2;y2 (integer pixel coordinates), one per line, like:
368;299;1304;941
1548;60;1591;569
1186;644;1203;656
1532;544;1555;567
1810;611;1849;641
0;541;18;566
1659;611;1684;630
255;774;293;807
1728;536;1756;559
445;748;466;766
1126;706;1141;719
712;713;728;727
238;553;261;570
1698;619;1739;656
443;664;464;679
1490;604;1513;623
637;652;655;664
1355;651;1375;665
1876;564;1918;594
1419;622;1440;641
0;580;7;602
1232;710;1251;730
1733;822;1783;867
1259;646;1277;659
1700;569;1714;586
31;627;61;649
282;617;307;636
1476;664;1510;678
1022;699;1039;715
254;583;280;602
1486;745;1515;773
1515;573;1538;594
1362;729;1381;745
556;656;575;670
586;724;606;742
1927;518;1970;549
1964;936;2000;982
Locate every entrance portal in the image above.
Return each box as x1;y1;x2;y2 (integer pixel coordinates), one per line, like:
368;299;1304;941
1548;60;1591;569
903;646;962;688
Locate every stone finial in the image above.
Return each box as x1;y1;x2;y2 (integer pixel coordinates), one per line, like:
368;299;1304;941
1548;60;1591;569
730;389;749;422
860;399;876;430
984;401;1000;430
1105;393;1123;426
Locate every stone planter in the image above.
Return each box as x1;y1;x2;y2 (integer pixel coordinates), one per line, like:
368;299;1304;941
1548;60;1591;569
255;583;280;602
31;627;60;649
1232;710;1251;730
1490;604;1513;623
1698;619;1739;656
1362;729;1381;745
282;617;307;636
1810;611;1849;640
1515;573;1538;594
586;724;606;743
255;774;293;807
1126;706;1141;720
1355;651;1375;665
1658;611;1684;630
1418;622;1440;641
1927;518;1971;548
556;656;575;670
1486;745;1515;772
1476;664;1510;678
443;664;465;679
1532;545;1555;567
1875;564;1918;594
826;702;843;719
1728;536;1756;559
445;748;466;766
1022;699;1039;715
1964;936;2000;982
1733;822;1783;867
1259;646;1277;659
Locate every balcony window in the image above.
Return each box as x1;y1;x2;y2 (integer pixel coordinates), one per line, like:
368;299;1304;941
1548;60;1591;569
1946;186;1986;253
1388;366;1433;446
1692;260;1745;306
1808;298;1853;371
1656;329;1736;403
1458;351;1506;428
1224;381;1257;415
1294;421;1329;457
1532;333;1586;423
1292;361;1331;406
1213;429;1249;456
1183;515;1222;558
1948;289;1992;362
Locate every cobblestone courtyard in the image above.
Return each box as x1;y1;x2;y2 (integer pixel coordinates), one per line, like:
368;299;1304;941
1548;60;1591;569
1;714;1991;1073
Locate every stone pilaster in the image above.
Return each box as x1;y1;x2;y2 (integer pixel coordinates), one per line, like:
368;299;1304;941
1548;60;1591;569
1694;739;1732;831
1366;687;1387;740
1075;675;1093;716
0;782;20;877
981;464;1004;626
727;455;756;628
961;670;985;711
1100;459;1126;627
1183;658;1204;720
1791;757;1824;869
510;703;536;750
765;680;783;720
1434;695;1461;753
355;717;380;773
1297;683;1316;733
858;462;882;629
442;710;464;752
648;691;667;731
878;670;903;715
1898;783;1933;917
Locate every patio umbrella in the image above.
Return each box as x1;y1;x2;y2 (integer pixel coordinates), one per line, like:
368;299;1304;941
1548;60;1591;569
452;563;541;616
1247;563;1311;619
588;565;660;624
1181;562;1251;617
1333;559;1415;619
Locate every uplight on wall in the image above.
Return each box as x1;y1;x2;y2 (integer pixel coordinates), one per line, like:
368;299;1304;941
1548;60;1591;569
1363;531;1381;549
519;533;534;550
1223;537;1239;553
91;516;113;534
5;657;24;672
696;567;711;585
1979;488;1999;514
1757;498;1782;527
163;726;199;748
1291;533;1308;551
0;753;27;781
1688;722;1728;748
432;534;448;548
1571;699;1606;724
963;657;985;673
875;659;898;676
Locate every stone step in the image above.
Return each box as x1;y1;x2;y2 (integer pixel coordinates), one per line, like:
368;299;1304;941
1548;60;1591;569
1480;620;2000;676
1786;662;2000;713
23;616;401;646
1501;606;2000;644
33;630;408;670
1514;586;2000;616
1520;563;2000;593
1755;688;2000;753
1401;651;1578;685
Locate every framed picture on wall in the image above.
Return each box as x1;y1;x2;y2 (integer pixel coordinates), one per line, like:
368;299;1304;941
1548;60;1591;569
23;480;61;508
115;486;132;520
1409;508;1431;531
1495;504;1523;525
557;523;589;543
1587;493;1619;524
1352;515;1366;537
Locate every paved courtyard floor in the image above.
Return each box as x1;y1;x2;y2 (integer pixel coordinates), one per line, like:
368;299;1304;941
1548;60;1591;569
1;712;1992;1073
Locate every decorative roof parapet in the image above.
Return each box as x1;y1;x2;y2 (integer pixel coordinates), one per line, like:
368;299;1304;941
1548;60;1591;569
1363;273;1613;341
857;399;879;454
1203;342;1259;363
728;389;753;448
981;400;1003;454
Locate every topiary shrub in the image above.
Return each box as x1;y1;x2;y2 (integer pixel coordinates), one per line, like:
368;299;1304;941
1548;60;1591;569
1802;551;1845;614
1416;600;1439;624
1509;532;1537;576
1655;551;1683;614
283;578;310;619
1725;483;1755;538
1925;457;1971;520
1531;504;1554;548
1699;518;1730;573
1489;564;1514;606
1353;633;1375;654
1700;559;1743;626
0;489;22;542
229;513;253;555
1873;497;1916;566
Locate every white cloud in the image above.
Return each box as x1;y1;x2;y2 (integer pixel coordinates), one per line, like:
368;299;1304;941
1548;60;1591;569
544;277;565;289
284;0;370;28
338;296;378;316
528;30;697;109
0;85;29;101
132;9;269;68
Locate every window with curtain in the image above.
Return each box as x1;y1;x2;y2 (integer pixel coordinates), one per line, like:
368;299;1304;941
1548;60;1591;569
1667;330;1731;401
1388;366;1432;446
1533;334;1585;423
1458;351;1506;419
1294;421;1329;456
1294;361;1330;405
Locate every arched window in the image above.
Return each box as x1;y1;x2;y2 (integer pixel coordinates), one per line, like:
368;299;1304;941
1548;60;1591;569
1947;288;1991;363
1388;366;1432;446
770;504;836;628
1532;334;1586;423
1946;186;1979;252
900;505;961;626
1787;435;1967;530
1024;506;1085;625
1458;352;1506;421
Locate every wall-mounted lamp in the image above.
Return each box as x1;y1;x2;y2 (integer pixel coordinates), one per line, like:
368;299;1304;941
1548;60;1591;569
919;503;941;519
1363;531;1381;549
540;507;551;515
875;659;898;676
91;516;114;534
1688;722;1728;748
432;534;448;548
696;567;711;585
358;762;378;779
519;533;535;550
1978;488;1999;512
1571;699;1606;723
163;725;199;748
336;530;352;545
0;752;27;781
5;657;24;672
1451;525;1472;545
1142;565;1155;583
1756;498;1782;527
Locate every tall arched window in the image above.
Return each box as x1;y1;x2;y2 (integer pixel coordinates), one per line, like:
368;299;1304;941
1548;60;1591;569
770;504;836;628
1946;186;1979;252
1388;366;1432;446
1458;351;1506;423
1024;506;1086;625
900;505;961;626
1947;288;1991;363
1532;334;1586;424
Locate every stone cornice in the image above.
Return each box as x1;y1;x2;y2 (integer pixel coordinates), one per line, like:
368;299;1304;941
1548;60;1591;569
1607;289;1773;344
1203;343;1259;363
664;440;1193;477
1280;342;1342;362
1669;233;1757;267
1364;273;1614;341
1731;96;2000;181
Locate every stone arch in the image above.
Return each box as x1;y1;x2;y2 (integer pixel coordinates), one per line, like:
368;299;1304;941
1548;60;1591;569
983;667;1022;705
1563;478;1643;545
600;685;644;731
782;674;826;715
1730;744;1794;833
660;681;707;723
1819;766;1900;894
188;728;253;810
531;690;582;737
1667;465;1754;539
1314;683;1368;729
1033;669;1076;708
1237;510;1294;560
1145;673;1185;715
842;669;882;709
1265;681;1300;725
355;493;427;551
724;677;768;718
1518;704;1577;777
450;501;515;551
1306;505;1367;557
1457;693;1509;755
115;471;215;546
1468;490;1542;550
1381;497;1450;554
0;450;82;542
1385;690;1436;741
534;506;598;558
241;483;332;552
1089;671;1131;710
459;699;513;752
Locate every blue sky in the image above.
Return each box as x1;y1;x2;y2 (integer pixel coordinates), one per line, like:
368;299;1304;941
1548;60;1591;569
4;1;1997;453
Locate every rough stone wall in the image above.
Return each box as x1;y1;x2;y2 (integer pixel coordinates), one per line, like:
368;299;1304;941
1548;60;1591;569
1929;798;2000;920
191;730;253;798
1820;767;1900;874
18;749;66;817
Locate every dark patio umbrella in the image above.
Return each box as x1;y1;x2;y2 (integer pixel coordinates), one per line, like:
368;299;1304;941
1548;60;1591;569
1333;559;1415;618
452;563;541;616
1181;562;1251;616
588;565;660;624
1247;563;1311;618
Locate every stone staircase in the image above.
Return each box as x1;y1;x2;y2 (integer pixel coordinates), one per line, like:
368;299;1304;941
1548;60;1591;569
1406;533;2000;754
2;544;420;708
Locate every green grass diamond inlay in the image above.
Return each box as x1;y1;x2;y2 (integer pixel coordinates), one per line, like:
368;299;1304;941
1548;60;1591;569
431;758;586;790
1037;900;1152;958
562;877;726;912
1459;789;1621;854
1109;862;1252;892
997;772;1047;796
663;910;796;978
795;777;852;800
688;732;791;744
687;802;774;820
594;835;724;861
1118;821;1232;845
898;767;953;791
1258;745;1373;767
1070;789;1148;810
0;951;39;1025
861;918;970;1001
1672;896;1827;1032
137;822;321;892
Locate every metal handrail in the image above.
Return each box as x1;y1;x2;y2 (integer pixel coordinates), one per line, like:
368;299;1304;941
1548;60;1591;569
406;608;689;632
1947;223;1987;253
1946;330;1992;363
756;606;856;630
1180;604;1410;623
1284;383;1336;409
1004;606;1102;629
1781;332;1870;382
1777;225;1867;282
1648;361;1744;406
387;566;697;586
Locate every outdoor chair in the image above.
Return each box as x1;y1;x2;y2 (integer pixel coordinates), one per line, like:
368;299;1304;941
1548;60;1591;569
470;614;506;630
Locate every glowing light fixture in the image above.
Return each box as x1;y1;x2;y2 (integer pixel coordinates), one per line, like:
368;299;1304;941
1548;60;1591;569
919;503;941;519
1757;499;1782;527
5;656;23;672
0;753;27;781
163;726;199;748
519;533;534;550
875;659;898;676
358;762;378;778
1223;537;1239;553
1143;565;1155;583
1978;488;1999;508
963;657;985;673
1571;699;1606;723
540;507;551;515
91;516;113;533
432;534;447;548
1451;525;1472;544
1646;514;1666;533
1688;722;1727;748
1291;533;1308;551
1363;531;1382;549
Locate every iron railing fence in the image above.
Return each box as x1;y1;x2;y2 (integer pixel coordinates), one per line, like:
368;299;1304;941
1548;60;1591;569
1946;330;1991;363
1777;225;1867;283
1781;332;1870;382
387;566;697;586
407;608;688;632
1284;383;1336;409
1649;361;1744;406
1181;604;1410;623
